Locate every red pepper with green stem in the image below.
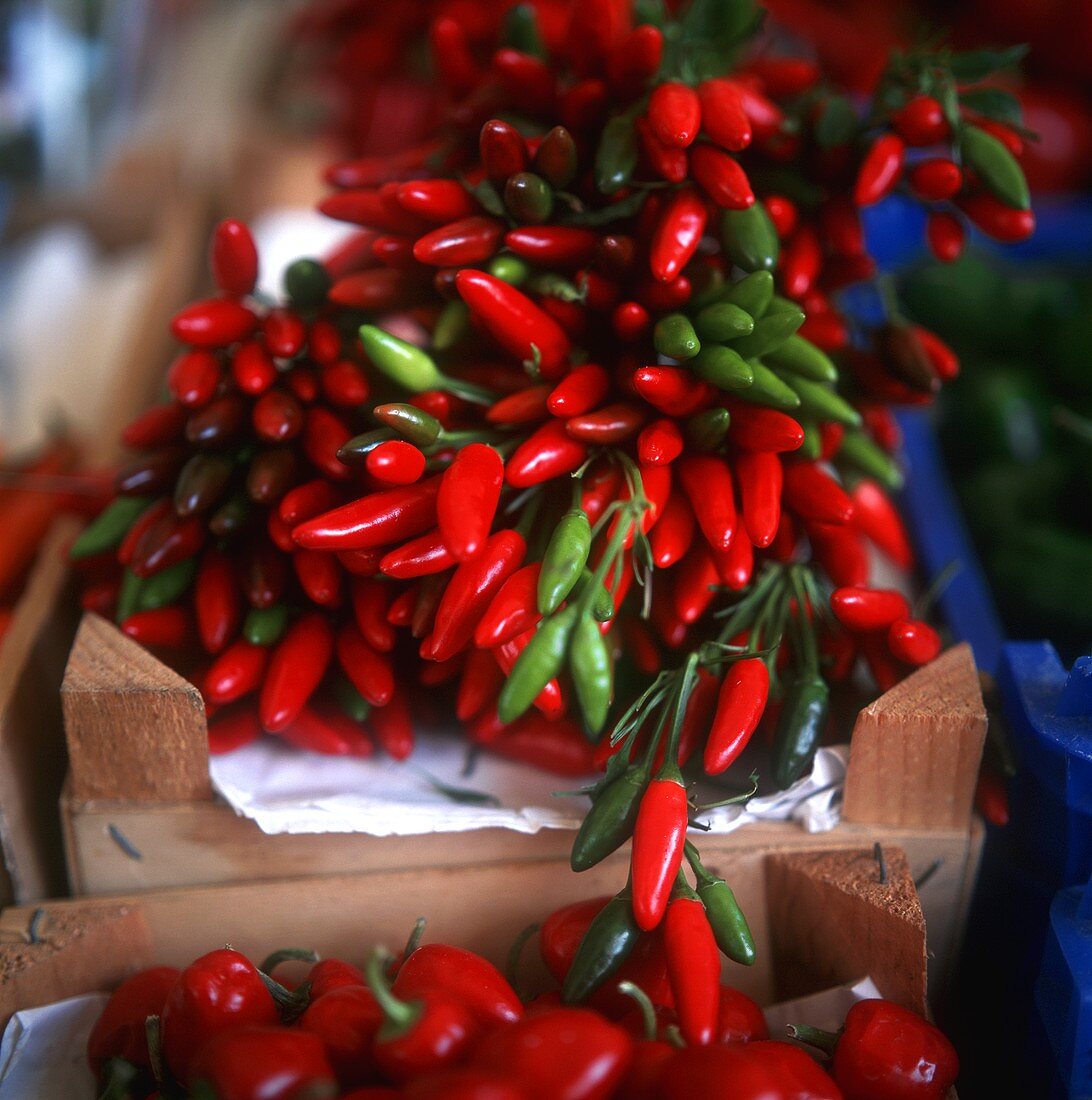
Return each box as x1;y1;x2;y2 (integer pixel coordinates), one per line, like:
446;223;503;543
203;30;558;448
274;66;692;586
663;872;721;1046
298;985;383;1088
393;943;523;1026
87;966;180;1081
438;443;505;561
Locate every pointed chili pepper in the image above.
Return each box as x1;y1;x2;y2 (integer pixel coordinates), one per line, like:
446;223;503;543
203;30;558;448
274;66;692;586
678;456;735;551
926;211;965;263
258;612;334;732
294;476;442;550
303;407;353;481
371;687;415;760
506;419;588;488
381;530;456;579
830;586;910;632
547;364;609;418
637;116;689;183
394;943;523;1027
351;578;395;653
121;401;187;449
649;490;695;569
648;81;701;148
650;188;707;283
279;703;372;756
195;549;241;654
456;648;505;722
336;623;395;706
726;404;804;452
631;757;689;930
888;619;941;665
455;270;570;377
736;451;781;548
170;297;256;348
438;443;505;562
476;563;542;649
505;226;598;269
956;191;1035;242
328;268;429;311
130;511;205;578
209;219;258;297
704;657;768;775
497;605;578;724
414;216;505;267
485;714;596;775
698;79;751;151
772;672;830;789
298;984;382;1088
252;390;304;443
854;133;905;206
633;367;714;418
664;883;720;1046
783;462;853;525
480;119;528;181
809;520;869;587
691;145;754;209
121;607;190;648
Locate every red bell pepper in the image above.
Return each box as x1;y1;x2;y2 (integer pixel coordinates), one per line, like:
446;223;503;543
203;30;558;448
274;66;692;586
394;943;523;1026
87;966;180;1078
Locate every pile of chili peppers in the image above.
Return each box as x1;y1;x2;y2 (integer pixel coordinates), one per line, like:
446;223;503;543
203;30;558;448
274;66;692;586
70;0;1035;1042
87;902;958;1099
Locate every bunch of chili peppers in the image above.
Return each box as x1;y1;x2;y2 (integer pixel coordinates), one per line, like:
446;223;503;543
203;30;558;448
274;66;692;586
87;904;958;1099
71;0;1034;1022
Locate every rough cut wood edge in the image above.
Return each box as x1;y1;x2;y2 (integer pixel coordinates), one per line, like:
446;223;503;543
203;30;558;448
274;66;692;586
0;519;84;904
842;644;987;829
765;846;927;1013
0;903;153;1029
62;614;211;803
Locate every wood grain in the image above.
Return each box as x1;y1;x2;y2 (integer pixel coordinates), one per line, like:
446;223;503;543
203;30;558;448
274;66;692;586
765;846;927;1013
62;614;211;802
842;644;987;828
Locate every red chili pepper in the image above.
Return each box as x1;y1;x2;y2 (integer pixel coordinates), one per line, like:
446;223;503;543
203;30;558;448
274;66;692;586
259;613;334;732
366;441;426;486
320;190;430;235
566;402;648;444
888;619;941;665
548;364;610;417
304;958;365;1000
304;407;353;482
229;341;275;397
252;390;304;443
398;179;477;223
338;548;383;578
294;476;442;550
328;269;429;311
726;404;804;453
637;117;690;184
208;706;262;754
475;562;542;648
649;490;695;568
262;308;306;358
781;225;822;299
160;949;278;1083
487;385;551;426
831;587;911;632
168;350;221;408
456;271;570;378
783;463;854;525
308;320;341;365
471;1008;633;1100
808;520;869;588
913;325;959;382
480;119;529;182
908;158;962;202
438;443;505;561
194;549;241;654
381;530;456;579
649;81;701;148
298;985;383;1089
691;145;754;209
664;894;720;1046
484;713;602;775
414;216;505;267
294;549;343;605
849;480;912;568
506;420;588;488
506;226;599;268
854;134;905;206
697;79;751;151
279;703;372;756
926;211;965;263
673;544;720;626
121;606;191;648
892;95;949;146
285;367;318;404
678;456;735;551
736;450;782;548
631;766;689;930
245;540;289;608
209;219;258;297
957;192;1035;242
713;529;753;591
336;623;395;706
704;658;769;774
121;402;187;449
633;367;714;418
650;189;707;283
171;297;256;349
456;647;505;721
658;1041;842;1099
351;578;395;652
613;301;651;343
321;359;371;406
430;17;481;97
716;985;769;1043
371;687;415;759
394;943;523;1027
188;1026;336;1100
130;511;205;577
608;24;664;98
829;998;959;1100
87;966;180;1078
279;482;338;528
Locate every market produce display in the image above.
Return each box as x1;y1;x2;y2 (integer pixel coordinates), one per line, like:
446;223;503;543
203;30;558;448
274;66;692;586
86;908;959;1099
64;1;1037;1086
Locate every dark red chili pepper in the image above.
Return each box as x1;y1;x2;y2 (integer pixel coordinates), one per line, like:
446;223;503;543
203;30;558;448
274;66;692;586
566;402;648;444
338;548;383;577
87;966;180;1078
658;1042;842;1099
168;350;221;408
506;420;588;488
475;562;542;648
427;529;526;661
370;687;415;759
456;647;504;721
471;1008;633;1100
691;145;754;209
121;402;187;449
888;619;941;665
808;520;869;588
487;385;552;426
394;943;523;1027
631;765;689;931
195;549;241;654
913;325;959;382
892;95;949;146
736;450;782;548
608;23;664;97
208;706;262;754
381;530;456;579
245;539;289;608
304;407;353;482
279;703;372;756
664;891;720;1046
336;623;395;706
121;606;191;648
298;985;383;1088
438;443;505;561
704;658;769;774
506;226;598;268
328;269;429;311
259;612;334;731
456;270;570;378
649;490;695;568
714;985;768;1043
402;1068;525;1099
650;188;707;283
414;216;505;267
253;390;305;444
188;1026;336;1100
854;134;905;206
160;948;278;1083
830;586;910;632
480;119;528;182
976;770;1009;827
648;81;701;148
678;456;736;551
293;475;442;550
783;463;854;525
306;958;365;1000
484;714;600;775
294;548;343;605
130;511;205;577
352;578;396;652
430;17;481;97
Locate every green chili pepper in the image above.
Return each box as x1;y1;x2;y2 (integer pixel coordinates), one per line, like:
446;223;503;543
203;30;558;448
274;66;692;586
653;314;701;360
686;407;731;452
561;889;641;1004
527;273;584;302
570;613;613;737
503;2;545;55
244;604;289;646
961;124;1030;211
505;172;554;224
692;345;754;391
489;254;532;286
719;270;774;317
694;302;755;342
570;764;649;871
730;307;805;360
433;301;470;351
765;335;838;383
136;558;196;612
338;429;396;465
538;510;592;614
283;258;331;311
783;374;861;427
359;325;445;393
497;605;579;723
596;115;639;195
837;430;903;491
721;205;779;272
70;496;152;560
772;673;830;789
115;569;144;625
373;404;443;448
740;362;802;410
574;569;615;623
175;454;233;517
696;869;756;965
797;421;822;460
334;675;372;723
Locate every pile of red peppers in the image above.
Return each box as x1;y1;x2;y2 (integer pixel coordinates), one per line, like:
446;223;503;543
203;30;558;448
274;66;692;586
68;0;1034;1083
87;905;959;1099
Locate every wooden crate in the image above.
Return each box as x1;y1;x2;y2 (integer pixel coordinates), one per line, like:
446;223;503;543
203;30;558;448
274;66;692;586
0;189;210;910
58;623;988;1000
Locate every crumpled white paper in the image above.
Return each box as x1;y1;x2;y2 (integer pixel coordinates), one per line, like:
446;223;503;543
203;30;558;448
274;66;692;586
0;976;881;1098
210;731;848;838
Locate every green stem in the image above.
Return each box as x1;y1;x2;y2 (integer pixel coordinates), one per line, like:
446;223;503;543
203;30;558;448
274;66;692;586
365;947;420;1033
617;981;659;1041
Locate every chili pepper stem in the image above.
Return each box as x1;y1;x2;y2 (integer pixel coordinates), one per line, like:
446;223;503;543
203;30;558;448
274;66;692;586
786;1022;840;1057
259;947;320;975
617;981;659;1041
366;946;423;1037
504;922;540;1003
